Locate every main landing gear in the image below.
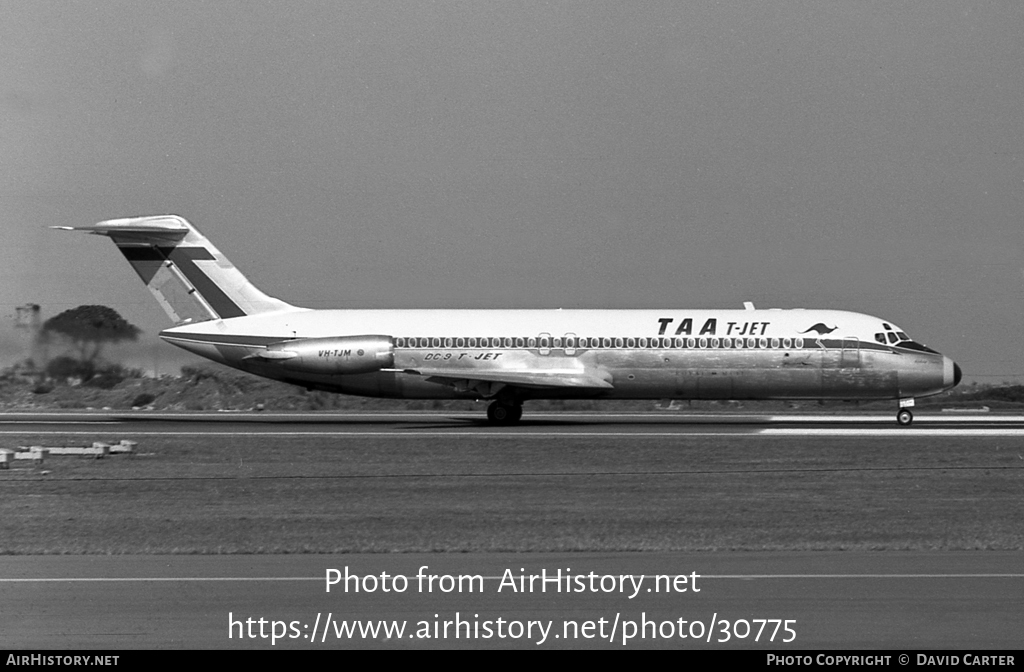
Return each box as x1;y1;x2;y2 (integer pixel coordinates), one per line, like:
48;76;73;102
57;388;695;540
487;400;523;425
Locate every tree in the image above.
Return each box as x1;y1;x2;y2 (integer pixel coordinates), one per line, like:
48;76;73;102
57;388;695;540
42;305;142;369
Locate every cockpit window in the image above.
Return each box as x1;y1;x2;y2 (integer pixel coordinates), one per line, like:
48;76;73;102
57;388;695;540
877;323;931;351
899;341;939;354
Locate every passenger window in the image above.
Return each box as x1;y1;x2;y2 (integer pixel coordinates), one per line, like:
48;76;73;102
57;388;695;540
795;338;804;348
468;337;477;348
626;337;636;348
686;337;695;348
710;337;720;348
503;337;512;348
614;337;623;348
771;338;780;349
783;338;792;349
432;337;441;348
527;337;536;348
747;337;756;349
553;337;562;348
515;337;524;348
758;337;768;349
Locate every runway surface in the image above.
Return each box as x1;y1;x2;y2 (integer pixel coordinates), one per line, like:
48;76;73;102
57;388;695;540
1;411;1021;650
3;410;1024;437
2;552;1022;649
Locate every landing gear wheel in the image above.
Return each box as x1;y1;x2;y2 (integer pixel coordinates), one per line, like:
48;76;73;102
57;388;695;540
897;409;913;426
487;401;522;425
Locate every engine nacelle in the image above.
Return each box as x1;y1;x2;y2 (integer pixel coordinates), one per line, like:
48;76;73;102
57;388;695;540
259;335;395;375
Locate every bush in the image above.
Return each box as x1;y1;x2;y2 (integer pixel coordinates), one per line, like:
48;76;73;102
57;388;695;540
983;385;1024;403
132;392;157;407
84;365;127;389
46;356;94;381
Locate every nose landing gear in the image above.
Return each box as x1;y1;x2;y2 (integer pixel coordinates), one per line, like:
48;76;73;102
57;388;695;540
487;400;523;425
896;398;915;426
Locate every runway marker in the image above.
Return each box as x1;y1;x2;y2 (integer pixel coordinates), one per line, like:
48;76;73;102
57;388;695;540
762;428;1024;437
0;421;121;425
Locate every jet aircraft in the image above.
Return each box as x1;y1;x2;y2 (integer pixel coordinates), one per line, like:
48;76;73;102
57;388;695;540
57;215;961;425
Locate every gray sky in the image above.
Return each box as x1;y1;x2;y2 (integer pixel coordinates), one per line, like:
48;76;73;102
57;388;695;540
1;1;1022;382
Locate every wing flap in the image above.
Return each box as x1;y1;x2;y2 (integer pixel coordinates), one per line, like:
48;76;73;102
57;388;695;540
405;367;613;389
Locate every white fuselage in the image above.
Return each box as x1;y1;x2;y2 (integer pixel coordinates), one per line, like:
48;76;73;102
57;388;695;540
160;307;959;402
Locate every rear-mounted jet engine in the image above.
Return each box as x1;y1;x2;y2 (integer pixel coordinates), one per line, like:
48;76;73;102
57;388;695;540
255;335;395;375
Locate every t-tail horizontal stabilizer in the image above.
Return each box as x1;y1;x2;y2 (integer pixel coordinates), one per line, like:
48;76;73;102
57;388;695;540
54;215;296;325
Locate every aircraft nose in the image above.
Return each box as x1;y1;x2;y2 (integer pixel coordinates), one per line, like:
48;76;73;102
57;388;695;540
943;357;962;389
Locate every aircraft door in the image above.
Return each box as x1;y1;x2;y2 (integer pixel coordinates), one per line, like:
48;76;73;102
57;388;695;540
538;332;551;356
840;338;860;368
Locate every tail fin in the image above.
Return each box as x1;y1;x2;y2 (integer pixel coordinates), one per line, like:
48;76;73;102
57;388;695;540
54;215;296;324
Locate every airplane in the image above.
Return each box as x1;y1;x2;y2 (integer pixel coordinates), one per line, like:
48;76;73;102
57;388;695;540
56;215;961;425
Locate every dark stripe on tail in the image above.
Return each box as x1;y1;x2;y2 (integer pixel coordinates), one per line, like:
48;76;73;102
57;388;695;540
119;246;246;319
117;247;163;283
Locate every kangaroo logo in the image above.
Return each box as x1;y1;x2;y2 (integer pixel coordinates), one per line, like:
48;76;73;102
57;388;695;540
800;323;837;335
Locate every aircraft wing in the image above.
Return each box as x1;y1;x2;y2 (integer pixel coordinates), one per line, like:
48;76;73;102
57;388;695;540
403;367;614;390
